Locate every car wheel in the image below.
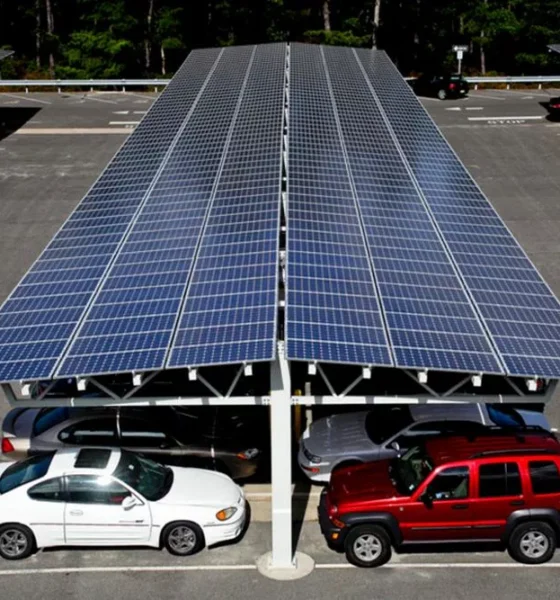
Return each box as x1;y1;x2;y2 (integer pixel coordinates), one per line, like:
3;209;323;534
437;88;447;100
345;525;392;568
162;521;205;557
507;521;556;565
0;524;35;560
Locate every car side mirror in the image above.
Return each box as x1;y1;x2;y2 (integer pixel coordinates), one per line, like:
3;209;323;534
122;495;139;511
419;491;433;508
390;441;400;452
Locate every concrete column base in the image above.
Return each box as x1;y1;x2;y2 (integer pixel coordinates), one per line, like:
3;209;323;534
256;551;315;580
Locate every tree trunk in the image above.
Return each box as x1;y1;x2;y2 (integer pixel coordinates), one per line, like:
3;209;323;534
36;0;41;69
322;0;331;32
45;0;55;78
145;0;154;70
372;0;381;47
161;45;166;75
480;33;486;75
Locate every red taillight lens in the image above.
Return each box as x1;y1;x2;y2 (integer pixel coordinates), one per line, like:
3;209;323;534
551;104;560;109
301;464;320;473
449;83;456;90
1;438;14;453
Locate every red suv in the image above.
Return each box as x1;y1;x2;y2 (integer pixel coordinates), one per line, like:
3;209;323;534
318;430;560;567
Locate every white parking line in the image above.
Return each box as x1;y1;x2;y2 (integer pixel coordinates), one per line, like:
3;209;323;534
470;92;506;101
0;562;559;576
81;95;118;104
465;107;484;110
15;128;131;135
490;89;554;99
467;115;544;121
0;93;51;105
109;121;140;125
126;92;157;101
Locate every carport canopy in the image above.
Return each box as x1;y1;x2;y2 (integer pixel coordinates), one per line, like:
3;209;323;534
0;43;560;573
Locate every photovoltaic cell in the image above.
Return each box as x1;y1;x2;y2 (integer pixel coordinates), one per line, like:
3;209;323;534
357;48;560;378
319;45;502;373
167;43;286;368
57;45;259;377
286;44;393;366
0;48;222;382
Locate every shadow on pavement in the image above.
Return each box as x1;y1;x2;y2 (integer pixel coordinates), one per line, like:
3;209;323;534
292;477;312;555
0;107;41;141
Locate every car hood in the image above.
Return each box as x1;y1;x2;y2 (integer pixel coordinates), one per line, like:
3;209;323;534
302;411;374;456
160;467;242;509
330;460;400;505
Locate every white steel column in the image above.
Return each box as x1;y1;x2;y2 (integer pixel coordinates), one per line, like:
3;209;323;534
269;341;293;569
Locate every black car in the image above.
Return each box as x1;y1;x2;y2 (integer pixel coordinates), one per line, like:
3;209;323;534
1;405;262;480
546;96;560;119
413;73;469;100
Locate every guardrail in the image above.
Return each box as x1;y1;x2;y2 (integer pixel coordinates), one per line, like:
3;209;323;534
0;79;169;92
0;75;559;92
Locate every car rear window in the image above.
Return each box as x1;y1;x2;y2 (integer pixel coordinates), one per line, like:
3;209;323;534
529;461;560;495
0;452;55;494
33;408;71;437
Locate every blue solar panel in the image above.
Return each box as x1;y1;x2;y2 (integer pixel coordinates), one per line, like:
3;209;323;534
357;48;560;378
167;43;286;368
0;48;223;382
318;45;502;374
57;45;263;377
286;44;393;366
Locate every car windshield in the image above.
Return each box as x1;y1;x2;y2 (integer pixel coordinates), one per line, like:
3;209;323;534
113;450;173;502
390;445;434;495
0;452;55;494
33;408;71;437
365;406;413;445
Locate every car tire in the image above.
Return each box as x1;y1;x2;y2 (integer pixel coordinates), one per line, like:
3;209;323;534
437;89;447;100
162;521;205;557
507;521;556;565
0;524;36;560
345;525;392;568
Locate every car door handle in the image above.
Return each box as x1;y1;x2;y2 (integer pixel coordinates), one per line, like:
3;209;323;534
510;500;525;506
69;510;83;516
451;503;469;510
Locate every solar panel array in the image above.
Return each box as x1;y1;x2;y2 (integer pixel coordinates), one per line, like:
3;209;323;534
356;48;560;378
1;42;560;384
286;44;393;366
314;45;502;373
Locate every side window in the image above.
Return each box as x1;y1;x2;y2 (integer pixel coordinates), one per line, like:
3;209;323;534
479;463;522;497
427;466;470;500
529;461;560;495
28;477;65;502
119;418;175;449
66;475;131;505
58;418;117;446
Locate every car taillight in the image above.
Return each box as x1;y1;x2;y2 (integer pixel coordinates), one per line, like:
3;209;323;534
449;83;456;90
551;104;560;109
1;438;14;453
329;502;338;516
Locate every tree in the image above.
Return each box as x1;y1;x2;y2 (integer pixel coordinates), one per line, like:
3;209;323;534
154;5;184;75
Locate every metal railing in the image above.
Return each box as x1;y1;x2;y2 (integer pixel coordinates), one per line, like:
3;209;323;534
0;75;559;92
0;79;169;92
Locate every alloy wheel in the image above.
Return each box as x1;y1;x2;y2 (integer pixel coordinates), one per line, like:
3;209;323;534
168;525;197;554
520;531;549;559
0;530;28;558
353;533;382;563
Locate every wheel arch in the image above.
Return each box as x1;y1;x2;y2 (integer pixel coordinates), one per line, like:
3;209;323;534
503;509;560;544
159;519;206;549
340;512;403;547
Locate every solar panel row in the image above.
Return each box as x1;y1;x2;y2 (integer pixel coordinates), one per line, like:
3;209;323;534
357;49;560;378
286;44;393;366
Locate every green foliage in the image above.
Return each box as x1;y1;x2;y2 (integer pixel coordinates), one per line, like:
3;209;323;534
1;0;560;78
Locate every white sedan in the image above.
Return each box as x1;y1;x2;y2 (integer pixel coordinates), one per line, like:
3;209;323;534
0;447;247;560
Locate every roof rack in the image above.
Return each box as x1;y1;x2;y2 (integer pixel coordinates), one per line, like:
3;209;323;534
471;448;560;459
462;426;555;442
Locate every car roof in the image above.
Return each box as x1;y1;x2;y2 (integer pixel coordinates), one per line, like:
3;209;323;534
48;447;121;475
425;432;560;465
409;404;483;423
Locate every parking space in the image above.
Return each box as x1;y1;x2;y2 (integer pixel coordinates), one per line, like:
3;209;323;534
1;90;560;592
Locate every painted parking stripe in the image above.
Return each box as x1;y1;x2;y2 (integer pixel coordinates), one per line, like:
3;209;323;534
109;121;140;125
0;93;51;105
1;562;560;576
15;128;132;135
467;115;544;121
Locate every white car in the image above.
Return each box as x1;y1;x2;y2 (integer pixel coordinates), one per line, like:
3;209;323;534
0;447;247;560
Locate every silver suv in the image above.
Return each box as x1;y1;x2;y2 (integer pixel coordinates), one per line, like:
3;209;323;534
298;404;549;483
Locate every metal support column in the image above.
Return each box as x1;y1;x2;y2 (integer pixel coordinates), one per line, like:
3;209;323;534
269;342;294;569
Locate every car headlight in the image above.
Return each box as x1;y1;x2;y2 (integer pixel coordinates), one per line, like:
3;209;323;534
216;507;238;521
302;444;321;464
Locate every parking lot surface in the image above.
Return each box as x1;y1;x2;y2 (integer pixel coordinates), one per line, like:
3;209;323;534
1;90;560;594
